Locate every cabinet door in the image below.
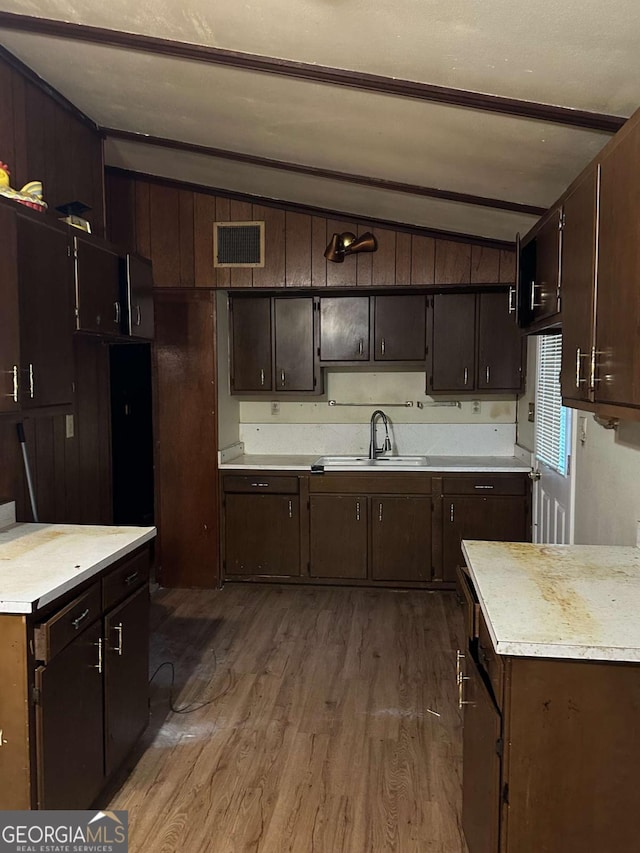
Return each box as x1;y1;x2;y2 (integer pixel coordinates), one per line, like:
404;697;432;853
371;496;431;581
560;169;598;404
35;620;104;809
225;493;300;576
124;254;155;339
595;129;640;407
428;293;476;392
477;292;523;392
104;585;150;776
319;296;369;361
75;235;122;335
461;654;502;853
274;297;317;391
373;295;426;361
309;494;368;579
230;296;272;392
526;208;562;325
17;216;74;407
443;496;528;582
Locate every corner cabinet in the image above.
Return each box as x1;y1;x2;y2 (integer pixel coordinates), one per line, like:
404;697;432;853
517;206;562;332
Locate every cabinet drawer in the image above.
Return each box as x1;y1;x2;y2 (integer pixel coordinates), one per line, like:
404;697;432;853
443;475;526;496
34;582;101;663
456;566;480;641
477;610;504;707
309;474;432;495
223;475;299;494
102;549;150;612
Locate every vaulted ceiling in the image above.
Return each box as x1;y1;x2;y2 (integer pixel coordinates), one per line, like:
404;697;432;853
1;1;639;242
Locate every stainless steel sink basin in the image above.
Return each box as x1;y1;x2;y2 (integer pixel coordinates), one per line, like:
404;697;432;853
312;455;428;469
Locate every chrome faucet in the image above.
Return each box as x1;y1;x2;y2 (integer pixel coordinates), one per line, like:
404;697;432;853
369;410;392;460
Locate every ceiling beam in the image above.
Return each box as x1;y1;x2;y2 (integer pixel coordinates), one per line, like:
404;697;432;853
0;11;626;133
104;128;547;217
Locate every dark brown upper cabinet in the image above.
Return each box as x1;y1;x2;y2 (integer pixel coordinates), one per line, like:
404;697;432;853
518;206;562;331
229;295;321;395
477;291;523;392
0;205;74;411
373;295;427;361
120;254;155;339
427;291;523;395
559;167;599;406
74;234;122;336
319;296;370;362
230;296;272;392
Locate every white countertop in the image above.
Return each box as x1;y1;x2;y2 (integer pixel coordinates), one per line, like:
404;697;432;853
462;540;640;663
0;523;156;614
220;454;531;473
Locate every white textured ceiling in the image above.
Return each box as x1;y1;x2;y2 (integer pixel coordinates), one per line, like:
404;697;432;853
2;1;639;240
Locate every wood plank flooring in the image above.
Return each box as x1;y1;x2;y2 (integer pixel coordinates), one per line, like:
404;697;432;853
106;584;469;852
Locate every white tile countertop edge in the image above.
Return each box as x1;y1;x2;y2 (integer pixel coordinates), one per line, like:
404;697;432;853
462;540;640;663
0;524;157;614
219;454;531;472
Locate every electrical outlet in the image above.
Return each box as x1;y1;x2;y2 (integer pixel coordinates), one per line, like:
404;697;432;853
472;400;480;414
65;414;74;439
271;401;280;416
528;402;535;423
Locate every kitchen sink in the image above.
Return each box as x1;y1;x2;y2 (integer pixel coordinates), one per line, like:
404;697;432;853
312;455;428;470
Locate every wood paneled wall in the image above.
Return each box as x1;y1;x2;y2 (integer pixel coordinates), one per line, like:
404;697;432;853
0;53;104;235
106;171;516;289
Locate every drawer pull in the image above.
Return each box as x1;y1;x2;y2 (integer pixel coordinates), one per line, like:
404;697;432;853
124;570;139;586
450;503;455;522
28;363;34;398
260;368;265;386
474;485;494;490
71;608;90;630
112;623;123;656
356;500;360;522
288;500;293;519
456;650;471;710
95;637;103;674
250;482;270;488
378;502;383;522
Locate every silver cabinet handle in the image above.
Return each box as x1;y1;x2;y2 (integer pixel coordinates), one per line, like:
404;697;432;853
288;500;293;519
450;503;455;522
381;338;386;356
356;500;360;521
260;368;265;387
590;347;604;388
378;502;383;522
530;280;544;309
474;484;494;490
135;304;142;327
358;339;363;356
485;366;490;384
575;348;589;387
464;367;468;386
28;363;34;398
508;286;516;314
250;482;270;487
124;570;139;586
9;365;18;402
112;623;123;656
456;650;471;709
114;302;121;324
280;369;286;386
71;608;90;630
95;637;103;674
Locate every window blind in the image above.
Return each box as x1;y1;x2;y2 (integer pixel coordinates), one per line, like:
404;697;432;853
535;335;569;475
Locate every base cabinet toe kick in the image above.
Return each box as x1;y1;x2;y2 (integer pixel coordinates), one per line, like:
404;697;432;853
0;544;152;810
458;558;640;853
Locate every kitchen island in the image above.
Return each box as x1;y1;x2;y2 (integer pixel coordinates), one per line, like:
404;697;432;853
0;504;156;810
458;540;640;853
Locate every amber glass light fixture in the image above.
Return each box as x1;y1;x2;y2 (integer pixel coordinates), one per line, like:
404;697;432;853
324;231;378;263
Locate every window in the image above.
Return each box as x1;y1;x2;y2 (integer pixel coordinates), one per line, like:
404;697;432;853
535;335;570;475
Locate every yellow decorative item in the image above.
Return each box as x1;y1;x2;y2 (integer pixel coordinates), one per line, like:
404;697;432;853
0;162;47;212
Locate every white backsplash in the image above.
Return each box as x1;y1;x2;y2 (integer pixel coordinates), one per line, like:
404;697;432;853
240;422;517;457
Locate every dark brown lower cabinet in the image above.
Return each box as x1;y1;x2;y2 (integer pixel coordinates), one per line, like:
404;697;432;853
443;495;529;582
225;493;300;576
104;585;150;776
461;654;501;853
309;494;368;579
371;496;432;581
